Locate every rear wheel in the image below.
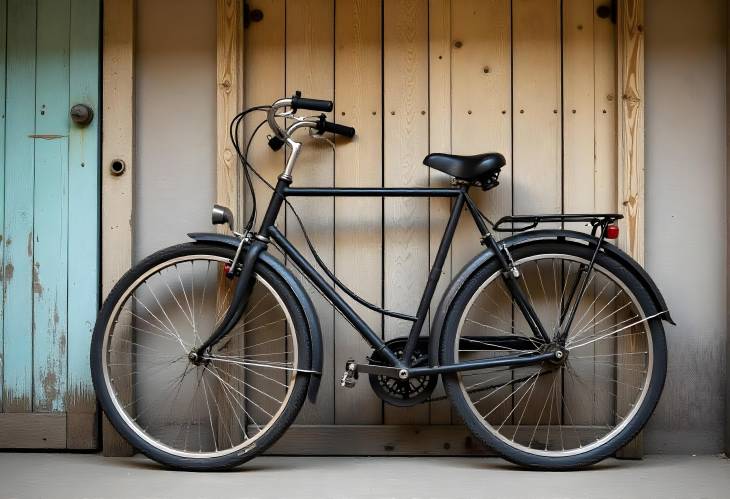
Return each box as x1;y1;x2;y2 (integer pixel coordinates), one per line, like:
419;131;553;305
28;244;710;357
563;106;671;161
440;241;667;470
91;243;311;470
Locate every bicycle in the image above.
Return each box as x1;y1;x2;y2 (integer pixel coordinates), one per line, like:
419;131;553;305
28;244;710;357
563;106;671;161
91;93;672;471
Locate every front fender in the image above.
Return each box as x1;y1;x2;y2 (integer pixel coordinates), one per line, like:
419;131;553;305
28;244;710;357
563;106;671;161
188;232;323;402
429;230;674;366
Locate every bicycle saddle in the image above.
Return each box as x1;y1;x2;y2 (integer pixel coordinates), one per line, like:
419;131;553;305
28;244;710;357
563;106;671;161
423;152;506;182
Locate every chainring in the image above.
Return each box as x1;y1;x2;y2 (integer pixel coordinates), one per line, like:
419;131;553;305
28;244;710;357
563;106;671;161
368;338;438;407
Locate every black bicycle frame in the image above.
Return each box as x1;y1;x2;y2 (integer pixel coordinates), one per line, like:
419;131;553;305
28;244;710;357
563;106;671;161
196;176;571;374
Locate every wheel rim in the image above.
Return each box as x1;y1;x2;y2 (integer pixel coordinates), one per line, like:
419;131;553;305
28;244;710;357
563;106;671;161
454;253;653;458
101;254;298;459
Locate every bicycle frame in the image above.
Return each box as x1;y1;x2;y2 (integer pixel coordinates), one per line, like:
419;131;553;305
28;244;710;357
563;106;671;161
195;174;570;376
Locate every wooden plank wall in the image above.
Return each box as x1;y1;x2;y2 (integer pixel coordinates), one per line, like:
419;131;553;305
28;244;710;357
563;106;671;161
241;0;620;440
1;0;100;449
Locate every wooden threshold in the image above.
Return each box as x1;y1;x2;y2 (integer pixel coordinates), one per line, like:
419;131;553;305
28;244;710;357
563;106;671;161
267;425;493;456
0;413;67;449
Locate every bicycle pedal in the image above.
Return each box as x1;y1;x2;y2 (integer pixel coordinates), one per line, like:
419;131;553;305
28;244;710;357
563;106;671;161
340;360;358;388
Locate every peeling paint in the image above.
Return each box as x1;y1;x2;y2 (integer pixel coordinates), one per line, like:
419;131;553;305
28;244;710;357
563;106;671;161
28;134;66;140
2;388;32;413
41;370;59;410
59;333;66;356
32;262;43;295
4;262;14;282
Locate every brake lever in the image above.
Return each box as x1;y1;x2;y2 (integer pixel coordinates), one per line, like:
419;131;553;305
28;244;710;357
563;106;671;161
308;127;335;150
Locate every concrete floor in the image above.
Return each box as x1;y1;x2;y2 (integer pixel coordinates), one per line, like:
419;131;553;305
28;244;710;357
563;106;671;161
1;453;729;499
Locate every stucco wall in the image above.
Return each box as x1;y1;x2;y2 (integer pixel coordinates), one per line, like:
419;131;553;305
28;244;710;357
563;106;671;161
134;0;217;259
133;0;728;453
644;0;727;454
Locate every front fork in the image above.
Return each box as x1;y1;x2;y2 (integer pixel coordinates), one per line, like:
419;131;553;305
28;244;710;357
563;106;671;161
194;178;290;358
193;238;264;359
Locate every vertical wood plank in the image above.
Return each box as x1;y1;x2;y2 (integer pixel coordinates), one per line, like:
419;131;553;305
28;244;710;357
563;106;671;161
451;0;512;265
217;0;243;224
513;0;562;218
594;0;618;216
3;0;37;413
33;0;71;413
334;0;383;424
561;0;596;424
616;0;644;265
450;0;512;424
243;0;285;225
67;0;101;449
285;0;336;425
242;0;285;430
593;0;618;438
215;0;244;442
101;0;134;456
0;0;7;409
615;0;644;459
427;0;452;424
513;0;562;425
383;0;429;424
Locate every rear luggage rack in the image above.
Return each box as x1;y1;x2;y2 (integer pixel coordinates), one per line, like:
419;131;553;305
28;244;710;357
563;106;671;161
492;214;623;233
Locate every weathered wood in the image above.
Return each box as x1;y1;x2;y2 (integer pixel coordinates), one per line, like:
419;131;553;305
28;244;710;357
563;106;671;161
214;0;244;442
513;0;562;425
0;413;67;449
217;0;243;223
333;0;383;424
0;0;7;410
285;0;336;425
449;0;512;425
616;0;644;265
67;0;101;449
266;425;492;456
101;0;134;457
3;0;37;414
383;0;429;425
615;0;644;460
33;0;71;414
561;0;596;425
427;0;452;425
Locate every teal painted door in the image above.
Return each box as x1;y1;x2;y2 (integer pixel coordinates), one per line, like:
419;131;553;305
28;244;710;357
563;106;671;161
0;0;100;449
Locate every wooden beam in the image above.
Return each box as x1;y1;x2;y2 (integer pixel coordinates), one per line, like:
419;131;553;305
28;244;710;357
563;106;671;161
617;0;644;263
266;425;493;456
615;0;645;459
0;413;66;449
101;0;134;457
217;0;243;223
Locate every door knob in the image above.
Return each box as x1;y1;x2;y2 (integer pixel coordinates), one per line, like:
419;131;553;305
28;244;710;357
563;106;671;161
70;104;94;126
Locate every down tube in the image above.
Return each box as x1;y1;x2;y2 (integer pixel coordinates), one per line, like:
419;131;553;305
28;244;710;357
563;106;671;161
267;227;402;367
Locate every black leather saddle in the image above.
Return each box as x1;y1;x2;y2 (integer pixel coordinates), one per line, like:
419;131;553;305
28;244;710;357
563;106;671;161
423;152;506;187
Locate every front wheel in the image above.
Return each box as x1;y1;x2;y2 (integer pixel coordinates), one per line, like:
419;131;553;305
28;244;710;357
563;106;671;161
440;240;667;470
91;243;311;470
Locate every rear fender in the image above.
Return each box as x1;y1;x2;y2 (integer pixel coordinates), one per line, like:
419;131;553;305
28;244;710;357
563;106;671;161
188;232;323;402
429;229;674;366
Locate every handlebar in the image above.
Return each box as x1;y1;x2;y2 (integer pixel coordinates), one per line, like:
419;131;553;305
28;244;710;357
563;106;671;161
264;92;356;179
291;94;333;113
315;114;356;138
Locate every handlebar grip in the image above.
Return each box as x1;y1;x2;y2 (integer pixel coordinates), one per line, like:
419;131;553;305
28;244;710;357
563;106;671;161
319;119;356;138
291;94;333;112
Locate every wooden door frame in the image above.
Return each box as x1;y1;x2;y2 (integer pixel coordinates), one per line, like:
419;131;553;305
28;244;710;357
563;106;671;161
101;0;646;457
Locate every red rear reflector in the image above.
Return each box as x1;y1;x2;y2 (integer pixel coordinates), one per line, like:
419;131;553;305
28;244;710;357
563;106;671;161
605;224;619;239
